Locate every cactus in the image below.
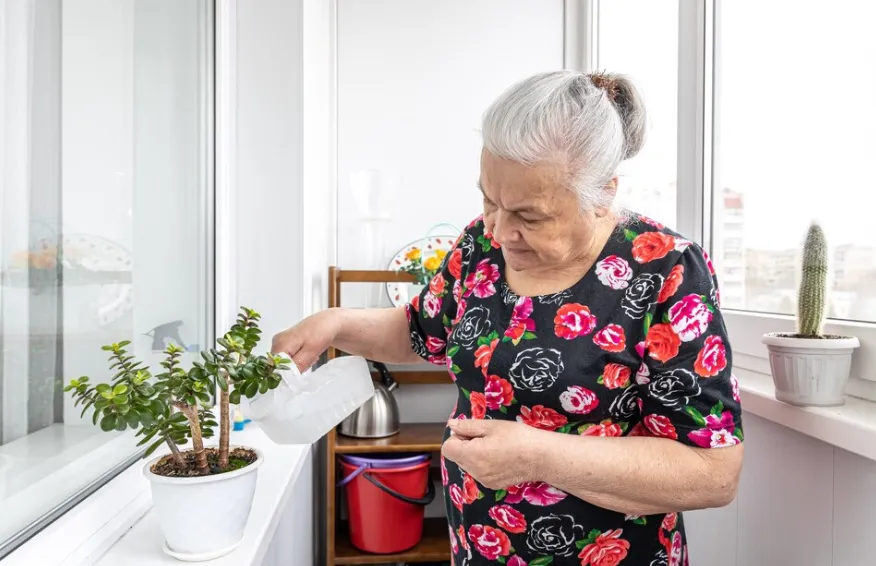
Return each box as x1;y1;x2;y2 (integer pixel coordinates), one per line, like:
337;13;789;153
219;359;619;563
797;222;828;338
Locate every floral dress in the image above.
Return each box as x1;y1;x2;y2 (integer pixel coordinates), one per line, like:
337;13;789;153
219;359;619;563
405;213;743;566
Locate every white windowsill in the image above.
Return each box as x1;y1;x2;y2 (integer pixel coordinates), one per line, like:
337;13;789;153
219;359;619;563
737;368;876;461
3;425;309;566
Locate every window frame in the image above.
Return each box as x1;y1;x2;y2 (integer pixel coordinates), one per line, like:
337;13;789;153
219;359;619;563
585;0;876;386
0;0;219;561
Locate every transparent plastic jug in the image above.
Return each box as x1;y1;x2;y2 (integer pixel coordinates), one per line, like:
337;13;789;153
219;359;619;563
247;355;375;445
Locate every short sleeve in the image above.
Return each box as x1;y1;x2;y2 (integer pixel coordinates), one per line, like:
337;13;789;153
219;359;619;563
637;244;744;448
405;225;472;366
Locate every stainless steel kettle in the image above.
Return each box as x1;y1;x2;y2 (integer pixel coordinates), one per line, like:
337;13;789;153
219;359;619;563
338;361;400;438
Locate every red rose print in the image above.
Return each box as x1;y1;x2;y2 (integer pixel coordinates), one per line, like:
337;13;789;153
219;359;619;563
628;422;651;436
669;530;683;566
508;557;527;566
658;264;684;303
448;247;463;279
426;336;445;354
427;354;446;366
488;504;527;534
702;249;716;275
662;512;678;532
410;295;420;313
429;272;447;296
578;529;631;566
643;414;678;440
640;215;665;229
449;484;464;511
468;524;511;561
457;525;469;551
474;337;499;376
462;472;481;504
631;231;676;263
593;324;626;352
484;374;514;410
730;373;741;402
470;391;487;419
559;385;599;415
580;421;624;437
440;456;449;486
645;323;681;362
695;335;727;377
482;231;502;249
505;296;536;344
601;363;631;389
517;404;568;430
668;294;713;342
554;303;597;339
448;525;459;554
453;297;467;324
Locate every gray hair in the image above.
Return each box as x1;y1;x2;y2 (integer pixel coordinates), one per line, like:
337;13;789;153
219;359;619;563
481;70;646;212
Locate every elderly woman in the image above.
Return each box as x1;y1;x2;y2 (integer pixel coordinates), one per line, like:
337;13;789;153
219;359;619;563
273;70;744;566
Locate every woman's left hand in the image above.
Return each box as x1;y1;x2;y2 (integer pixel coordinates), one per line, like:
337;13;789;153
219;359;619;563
441;418;541;490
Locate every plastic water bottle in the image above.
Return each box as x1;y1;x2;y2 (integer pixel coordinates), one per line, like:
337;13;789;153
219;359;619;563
246;355;375;445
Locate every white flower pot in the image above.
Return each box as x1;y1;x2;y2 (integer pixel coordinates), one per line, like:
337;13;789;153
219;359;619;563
762;333;860;407
144;446;263;561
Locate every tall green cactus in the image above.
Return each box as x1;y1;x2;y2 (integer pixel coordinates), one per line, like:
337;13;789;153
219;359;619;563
797;222;828;337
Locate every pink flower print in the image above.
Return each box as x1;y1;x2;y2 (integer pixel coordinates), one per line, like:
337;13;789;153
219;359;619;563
504;296;536;344
484;374;515;410
452;279;462;302
730;372;741;402
464;259;500;299
640;215;665;229
595;255;633;290
559;385;599;415
448;525;459;554
507;557;527;566
426;336;445;354
635;362;650;385
427;353;446;366
702;249;716;274
635;340;645;358
440;456;449;486
453;297;468;325
669;531;683;566
662;512;678;531
423;291;442;318
674;238;693;252
488;504;527;533
668;294;713;342
504;481;567;506
687;411;740;448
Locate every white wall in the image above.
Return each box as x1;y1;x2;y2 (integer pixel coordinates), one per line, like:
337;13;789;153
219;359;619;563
685;414;876;566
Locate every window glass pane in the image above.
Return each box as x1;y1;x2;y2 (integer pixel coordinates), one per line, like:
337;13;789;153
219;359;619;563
0;0;212;550
598;0;679;228
714;1;876;321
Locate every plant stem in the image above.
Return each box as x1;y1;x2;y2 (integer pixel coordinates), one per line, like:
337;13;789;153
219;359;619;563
176;402;209;475
164;436;185;468
218;372;231;470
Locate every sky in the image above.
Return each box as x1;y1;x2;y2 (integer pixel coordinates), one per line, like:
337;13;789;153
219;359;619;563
598;0;875;253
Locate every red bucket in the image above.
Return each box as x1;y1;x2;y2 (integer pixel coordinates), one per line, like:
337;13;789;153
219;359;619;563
338;453;435;554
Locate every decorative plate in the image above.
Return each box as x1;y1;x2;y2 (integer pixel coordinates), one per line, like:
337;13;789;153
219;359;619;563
386;234;457;307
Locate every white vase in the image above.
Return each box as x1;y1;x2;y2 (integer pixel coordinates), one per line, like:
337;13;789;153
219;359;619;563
762;333;860;407
144;446;263;561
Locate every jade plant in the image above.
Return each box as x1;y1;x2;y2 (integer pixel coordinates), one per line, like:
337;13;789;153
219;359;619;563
796;222;828;338
65;307;290;475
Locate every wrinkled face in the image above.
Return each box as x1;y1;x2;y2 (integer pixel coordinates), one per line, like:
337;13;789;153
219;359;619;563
479;149;601;272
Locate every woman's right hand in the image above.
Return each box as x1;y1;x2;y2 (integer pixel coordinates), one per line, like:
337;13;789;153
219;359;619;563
271;309;343;372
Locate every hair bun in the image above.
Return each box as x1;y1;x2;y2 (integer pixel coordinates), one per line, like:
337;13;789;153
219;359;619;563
588;71;646;160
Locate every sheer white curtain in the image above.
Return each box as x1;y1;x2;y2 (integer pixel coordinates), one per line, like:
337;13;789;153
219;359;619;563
0;0;62;446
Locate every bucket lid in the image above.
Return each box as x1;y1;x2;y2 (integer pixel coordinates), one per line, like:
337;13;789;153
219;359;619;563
340;453;430;468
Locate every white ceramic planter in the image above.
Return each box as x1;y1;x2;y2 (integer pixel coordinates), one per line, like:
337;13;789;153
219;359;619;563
762;333;860;407
144;446;263;562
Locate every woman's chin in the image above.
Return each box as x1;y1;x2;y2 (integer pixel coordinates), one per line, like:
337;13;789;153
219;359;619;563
502;248;536;270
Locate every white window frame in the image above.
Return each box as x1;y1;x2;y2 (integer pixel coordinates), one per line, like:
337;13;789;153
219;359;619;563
579;0;876;395
1;0;225;563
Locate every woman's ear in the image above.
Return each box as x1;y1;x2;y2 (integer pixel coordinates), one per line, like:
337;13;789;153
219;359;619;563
595;177;619;218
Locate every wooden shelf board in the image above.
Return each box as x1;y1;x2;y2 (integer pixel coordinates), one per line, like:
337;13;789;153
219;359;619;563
335;422;445;454
370;370;453;385
336;269;417;283
334;517;451;564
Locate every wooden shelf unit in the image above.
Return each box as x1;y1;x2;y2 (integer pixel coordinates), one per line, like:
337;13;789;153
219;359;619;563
325;267;453;566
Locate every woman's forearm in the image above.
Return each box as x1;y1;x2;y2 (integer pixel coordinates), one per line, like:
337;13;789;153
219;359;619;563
529;432;742;516
331;307;423;365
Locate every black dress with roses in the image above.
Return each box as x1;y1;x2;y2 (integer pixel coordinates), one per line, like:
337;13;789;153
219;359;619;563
406;213;743;566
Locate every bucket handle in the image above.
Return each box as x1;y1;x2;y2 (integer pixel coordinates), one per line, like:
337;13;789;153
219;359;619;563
362;471;436;506
337;464;436;506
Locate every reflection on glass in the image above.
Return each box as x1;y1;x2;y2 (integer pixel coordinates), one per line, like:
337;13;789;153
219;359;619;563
0;0;212;551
